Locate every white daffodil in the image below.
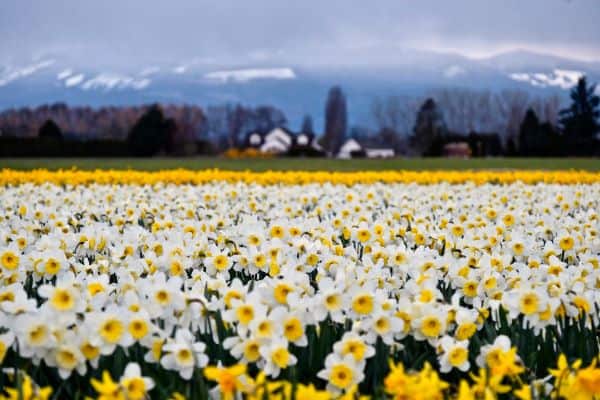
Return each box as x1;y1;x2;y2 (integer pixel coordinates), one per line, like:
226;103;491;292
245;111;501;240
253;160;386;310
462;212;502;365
120;362;155;400
161;329;208;379
476;335;513;368
317;353;365;393
38;272;85;315
332;332;375;363
258;338;297;378
363;311;404;345
437;335;470;373
92;306;133;355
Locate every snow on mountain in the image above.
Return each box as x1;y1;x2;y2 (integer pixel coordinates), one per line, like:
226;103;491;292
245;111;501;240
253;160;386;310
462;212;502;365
79;73;151;91
57;69;73;80
481;49;592;71
53;69;151;90
64;74;86;87
204;68;296;83
140;66;160;77
443;65;466;79
0;59;56;86
509;69;584;89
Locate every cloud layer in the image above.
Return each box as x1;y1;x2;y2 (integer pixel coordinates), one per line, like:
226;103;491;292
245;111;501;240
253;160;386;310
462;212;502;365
0;0;599;69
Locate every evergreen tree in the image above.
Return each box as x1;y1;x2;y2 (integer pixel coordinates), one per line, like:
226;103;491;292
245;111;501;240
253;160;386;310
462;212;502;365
38;119;62;139
539;122;562;156
518;109;565;156
505;137;517;156
518;108;540;156
127;105;171;156
559;76;599;139
301;115;314;135
321;86;347;154
412;98;447;155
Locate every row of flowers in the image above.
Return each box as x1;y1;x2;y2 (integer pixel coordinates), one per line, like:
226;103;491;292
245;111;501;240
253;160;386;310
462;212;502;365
1;168;600;185
4;353;600;400
0;181;599;398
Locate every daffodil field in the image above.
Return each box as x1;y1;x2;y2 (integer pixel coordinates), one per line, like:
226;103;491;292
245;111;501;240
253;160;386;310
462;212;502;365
1;169;600;399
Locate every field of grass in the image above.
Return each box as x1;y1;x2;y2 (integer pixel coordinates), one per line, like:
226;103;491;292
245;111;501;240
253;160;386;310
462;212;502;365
0;157;599;171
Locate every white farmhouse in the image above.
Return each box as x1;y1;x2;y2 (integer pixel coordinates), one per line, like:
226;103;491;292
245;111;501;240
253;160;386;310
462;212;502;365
337;138;364;159
365;148;395;158
337;138;395;159
259;127;294;154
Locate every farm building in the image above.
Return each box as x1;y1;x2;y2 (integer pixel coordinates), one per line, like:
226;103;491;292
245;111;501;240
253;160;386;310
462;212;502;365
337;138;395;159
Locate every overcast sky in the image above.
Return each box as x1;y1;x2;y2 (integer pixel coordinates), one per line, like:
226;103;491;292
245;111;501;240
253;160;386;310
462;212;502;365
1;0;599;69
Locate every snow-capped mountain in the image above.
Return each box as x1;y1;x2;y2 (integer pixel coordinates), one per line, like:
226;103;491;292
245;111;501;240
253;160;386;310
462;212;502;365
204;68;296;83
1;49;599;128
509;69;583;90
481;50;600;91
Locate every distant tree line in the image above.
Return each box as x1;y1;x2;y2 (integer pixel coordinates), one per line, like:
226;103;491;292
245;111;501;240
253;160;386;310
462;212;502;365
0;102;288;157
204;104;287;150
1;77;598;158
362;77;599;157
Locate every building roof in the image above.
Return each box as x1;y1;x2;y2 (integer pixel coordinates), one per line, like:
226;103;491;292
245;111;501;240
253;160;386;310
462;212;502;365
339;138;363;152
264;127;293;147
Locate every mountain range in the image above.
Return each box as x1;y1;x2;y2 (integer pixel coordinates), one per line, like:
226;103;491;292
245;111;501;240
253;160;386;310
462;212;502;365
1;49;599;130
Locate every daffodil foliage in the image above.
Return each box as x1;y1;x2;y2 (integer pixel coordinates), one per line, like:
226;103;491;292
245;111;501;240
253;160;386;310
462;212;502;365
0;177;599;399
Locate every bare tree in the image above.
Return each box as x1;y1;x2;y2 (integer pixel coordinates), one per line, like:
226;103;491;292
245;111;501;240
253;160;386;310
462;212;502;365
322;86;347;154
371;95;422;136
371;89;563;151
529;94;562;125
430;88;498;134
495;89;531;145
543;95;562;125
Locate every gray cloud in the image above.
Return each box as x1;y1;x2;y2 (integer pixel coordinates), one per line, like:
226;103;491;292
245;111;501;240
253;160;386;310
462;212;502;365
0;0;599;68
